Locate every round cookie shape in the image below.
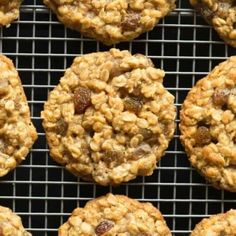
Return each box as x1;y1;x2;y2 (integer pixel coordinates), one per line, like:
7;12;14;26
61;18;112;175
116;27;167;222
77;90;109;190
0;55;37;177
180;56;236;192
41;49;176;186
0;205;31;236
58;193;172;236
0;0;22;26
191;209;236;236
43;0;176;45
190;0;236;47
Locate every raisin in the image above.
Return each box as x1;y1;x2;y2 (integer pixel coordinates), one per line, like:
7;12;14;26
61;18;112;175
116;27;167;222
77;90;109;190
219;230;227;236
195;126;212;146
212;89;229;107
140;128;153;140
124;96;143;113
133;144;152;158
195;3;214;24
122;10;140;31
146;136;159;145
95;221;114;236
139;128;159;145
233;135;236;143
119;88;127;99
74;86;91;114
103;150;124;164
56;118;68;136
0;119;5;129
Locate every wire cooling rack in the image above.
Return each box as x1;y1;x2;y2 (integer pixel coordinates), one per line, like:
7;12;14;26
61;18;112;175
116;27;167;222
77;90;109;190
0;0;236;235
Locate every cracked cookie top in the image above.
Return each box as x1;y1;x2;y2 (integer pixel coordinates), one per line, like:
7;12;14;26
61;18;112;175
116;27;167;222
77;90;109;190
191;209;236;236
180;56;236;192
0;0;22;26
59;193;172;236
190;0;236;47
41;48;176;186
0;55;37;177
0;205;31;236
43;0;176;45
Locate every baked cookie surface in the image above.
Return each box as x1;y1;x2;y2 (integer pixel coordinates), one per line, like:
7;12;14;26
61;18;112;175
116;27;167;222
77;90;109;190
0;0;22;26
190;0;236;47
0;55;37;177
191;209;236;236
180;56;236;191
43;0;176;45
0;205;31;236
41;49;176;186
59;193;172;236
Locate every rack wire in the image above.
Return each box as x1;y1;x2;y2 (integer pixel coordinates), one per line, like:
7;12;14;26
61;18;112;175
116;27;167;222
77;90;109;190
0;0;236;235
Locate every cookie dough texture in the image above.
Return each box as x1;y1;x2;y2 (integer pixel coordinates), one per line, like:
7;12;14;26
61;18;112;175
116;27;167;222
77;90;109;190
0;0;22;26
180;56;236;192
190;0;236;47
191;209;236;236
0;55;37;177
43;0;176;45
59;193;172;236
0;205;31;236
41;49;176;186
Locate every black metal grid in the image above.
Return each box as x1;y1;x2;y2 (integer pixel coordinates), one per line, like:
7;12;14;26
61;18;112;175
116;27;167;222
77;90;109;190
0;0;236;235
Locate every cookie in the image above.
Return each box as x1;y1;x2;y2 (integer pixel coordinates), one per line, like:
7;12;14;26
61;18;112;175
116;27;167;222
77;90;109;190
0;55;37;177
43;0;176;45
41;48;176;186
191;209;236;236
190;0;236;47
0;205;31;236
59;193;171;236
180;56;236;192
0;0;22;26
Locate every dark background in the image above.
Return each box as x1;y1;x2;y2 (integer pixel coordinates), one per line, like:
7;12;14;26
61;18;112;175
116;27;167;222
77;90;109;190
0;0;236;235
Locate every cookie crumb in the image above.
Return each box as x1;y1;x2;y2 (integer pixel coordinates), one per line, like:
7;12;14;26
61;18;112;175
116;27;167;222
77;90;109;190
124;96;143;113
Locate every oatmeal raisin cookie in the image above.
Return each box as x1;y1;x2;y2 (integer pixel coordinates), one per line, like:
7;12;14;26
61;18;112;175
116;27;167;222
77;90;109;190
43;0;176;45
0;205;31;236
59;193;172;236
191;209;236;236
180;56;236;191
0;55;37;177
41;48;176;186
